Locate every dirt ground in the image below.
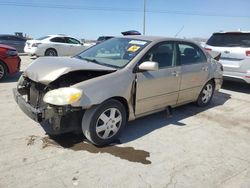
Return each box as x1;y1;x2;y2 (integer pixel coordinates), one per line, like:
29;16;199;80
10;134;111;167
0;56;250;188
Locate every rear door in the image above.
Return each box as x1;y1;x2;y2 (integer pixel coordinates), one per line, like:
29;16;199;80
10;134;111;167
135;41;181;115
65;37;85;56
177;42;209;104
50;37;68;56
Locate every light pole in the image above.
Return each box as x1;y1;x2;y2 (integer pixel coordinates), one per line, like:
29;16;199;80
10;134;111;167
143;0;146;35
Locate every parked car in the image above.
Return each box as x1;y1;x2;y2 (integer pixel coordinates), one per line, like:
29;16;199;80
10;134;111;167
24;35;87;57
13;36;223;146
0;44;21;81
121;30;141;36
205;31;250;83
0;34;26;53
96;36;114;44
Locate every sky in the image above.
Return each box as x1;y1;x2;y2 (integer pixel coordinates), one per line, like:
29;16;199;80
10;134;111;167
1;0;250;40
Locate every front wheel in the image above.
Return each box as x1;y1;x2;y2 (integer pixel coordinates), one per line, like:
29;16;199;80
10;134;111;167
196;81;215;107
82;99;127;146
0;61;7;81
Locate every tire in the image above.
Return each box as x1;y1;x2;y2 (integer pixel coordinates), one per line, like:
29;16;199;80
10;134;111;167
82;99;127;146
45;48;57;56
0;61;7;81
196;80;215;107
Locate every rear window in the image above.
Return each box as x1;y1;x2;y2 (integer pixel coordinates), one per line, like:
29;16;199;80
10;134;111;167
207;33;250;47
36;36;50;40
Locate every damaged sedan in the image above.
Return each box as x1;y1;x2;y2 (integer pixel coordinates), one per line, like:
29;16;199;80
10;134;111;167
13;36;223;146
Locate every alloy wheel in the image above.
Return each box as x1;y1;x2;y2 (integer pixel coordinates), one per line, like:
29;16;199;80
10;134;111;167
0;64;5;80
95;108;122;139
202;83;213;104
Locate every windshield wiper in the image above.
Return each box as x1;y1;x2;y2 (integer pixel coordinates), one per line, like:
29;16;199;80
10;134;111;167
76;56;119;68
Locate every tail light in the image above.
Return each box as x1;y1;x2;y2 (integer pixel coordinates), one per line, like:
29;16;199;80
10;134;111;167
205;48;212;51
246;51;250;56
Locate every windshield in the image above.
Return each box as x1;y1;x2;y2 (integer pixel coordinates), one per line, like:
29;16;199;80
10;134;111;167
76;38;150;68
207;33;250;47
36;36;50;40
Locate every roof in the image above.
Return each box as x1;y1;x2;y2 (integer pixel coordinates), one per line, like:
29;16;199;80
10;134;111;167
0;34;26;39
120;35;196;43
213;31;250;34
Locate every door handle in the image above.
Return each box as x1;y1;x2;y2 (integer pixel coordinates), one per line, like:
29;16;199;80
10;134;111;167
171;71;179;77
202;66;208;71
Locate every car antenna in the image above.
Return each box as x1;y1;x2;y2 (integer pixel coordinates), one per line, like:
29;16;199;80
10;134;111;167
174;26;184;38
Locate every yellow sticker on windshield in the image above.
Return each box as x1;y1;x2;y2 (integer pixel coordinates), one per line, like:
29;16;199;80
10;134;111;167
127;45;140;52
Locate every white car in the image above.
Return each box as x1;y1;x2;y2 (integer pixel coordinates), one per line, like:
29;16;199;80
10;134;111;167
205;31;250;84
24;35;88;57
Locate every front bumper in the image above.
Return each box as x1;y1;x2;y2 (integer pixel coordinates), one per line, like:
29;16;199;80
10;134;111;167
214;78;223;90
13;88;84;135
13;88;52;122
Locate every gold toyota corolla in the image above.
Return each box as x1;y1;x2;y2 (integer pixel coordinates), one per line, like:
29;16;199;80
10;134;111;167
13;36;223;146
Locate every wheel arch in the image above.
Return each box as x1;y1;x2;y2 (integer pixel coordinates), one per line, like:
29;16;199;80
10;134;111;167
45;48;58;56
103;96;129;121
0;60;9;73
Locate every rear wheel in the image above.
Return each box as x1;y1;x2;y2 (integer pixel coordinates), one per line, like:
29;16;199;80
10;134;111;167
82;99;127;146
196;80;215;106
45;48;57;56
0;61;7;81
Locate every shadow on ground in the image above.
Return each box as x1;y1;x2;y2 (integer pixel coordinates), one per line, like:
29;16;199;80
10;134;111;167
33;91;230;164
120;91;230;143
222;80;250;94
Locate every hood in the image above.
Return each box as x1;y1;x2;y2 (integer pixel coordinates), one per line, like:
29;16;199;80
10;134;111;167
24;57;116;84
0;44;16;50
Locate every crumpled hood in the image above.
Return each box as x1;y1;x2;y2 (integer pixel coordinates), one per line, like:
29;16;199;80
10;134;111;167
24;57;116;84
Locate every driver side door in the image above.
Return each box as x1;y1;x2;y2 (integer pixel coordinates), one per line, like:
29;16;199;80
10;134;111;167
135;42;181;115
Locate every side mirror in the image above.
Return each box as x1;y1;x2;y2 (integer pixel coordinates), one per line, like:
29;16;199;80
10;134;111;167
138;61;159;72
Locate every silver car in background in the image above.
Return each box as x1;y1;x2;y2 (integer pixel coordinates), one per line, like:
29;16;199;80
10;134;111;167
0;34;27;53
205;31;250;83
13;36;223;146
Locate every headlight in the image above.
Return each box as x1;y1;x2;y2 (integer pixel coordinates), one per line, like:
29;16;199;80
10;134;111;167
6;50;18;56
32;43;42;47
43;88;82;106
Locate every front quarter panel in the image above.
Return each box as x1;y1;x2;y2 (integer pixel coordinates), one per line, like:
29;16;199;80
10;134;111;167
72;68;134;110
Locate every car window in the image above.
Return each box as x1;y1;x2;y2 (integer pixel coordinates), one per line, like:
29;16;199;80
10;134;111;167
66;37;81;44
37;36;50;40
0;36;8;40
50;37;66;43
12;36;25;41
77;38;150;68
178;43;206;65
207;33;250;47
143;42;175;68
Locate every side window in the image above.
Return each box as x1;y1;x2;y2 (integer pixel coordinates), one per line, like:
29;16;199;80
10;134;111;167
13;37;25;41
178;43;206;65
143;42;175;68
66;37;81;44
50;37;66;43
0;36;9;40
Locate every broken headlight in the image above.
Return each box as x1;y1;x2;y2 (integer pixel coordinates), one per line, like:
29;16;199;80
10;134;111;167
43;87;82;106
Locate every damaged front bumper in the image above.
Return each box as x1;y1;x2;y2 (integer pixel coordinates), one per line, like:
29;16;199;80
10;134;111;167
13;88;54;122
13;88;83;135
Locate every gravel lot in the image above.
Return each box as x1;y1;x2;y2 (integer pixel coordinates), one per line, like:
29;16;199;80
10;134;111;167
1;56;250;188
